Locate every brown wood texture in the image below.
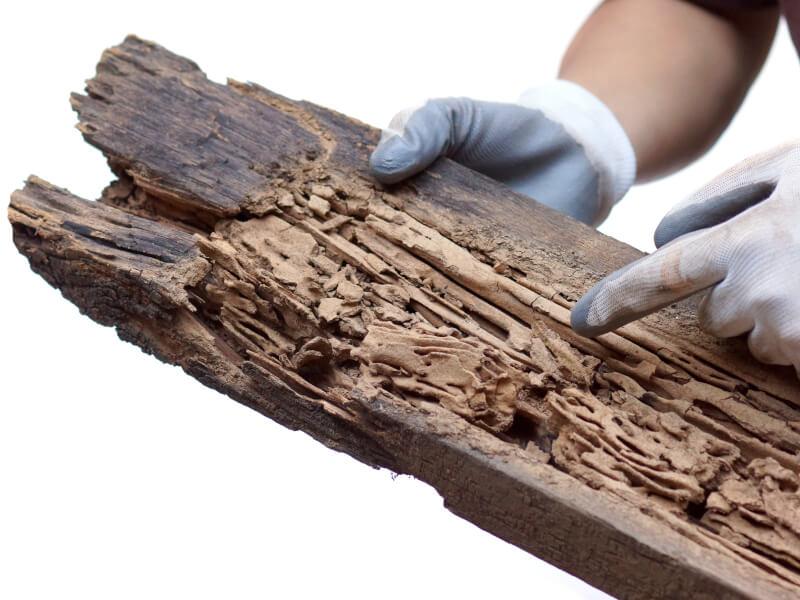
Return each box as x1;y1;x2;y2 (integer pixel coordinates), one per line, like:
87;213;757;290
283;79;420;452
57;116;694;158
9;37;800;599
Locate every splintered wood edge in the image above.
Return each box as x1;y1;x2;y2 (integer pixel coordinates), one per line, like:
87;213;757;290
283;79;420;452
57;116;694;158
9;179;774;600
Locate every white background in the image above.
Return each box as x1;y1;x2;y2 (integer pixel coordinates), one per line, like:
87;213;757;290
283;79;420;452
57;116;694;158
2;2;799;599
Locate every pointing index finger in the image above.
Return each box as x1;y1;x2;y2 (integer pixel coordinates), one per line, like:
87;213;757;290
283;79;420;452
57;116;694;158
571;227;730;336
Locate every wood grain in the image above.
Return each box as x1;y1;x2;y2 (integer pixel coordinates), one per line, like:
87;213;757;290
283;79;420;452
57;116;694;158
9;36;800;599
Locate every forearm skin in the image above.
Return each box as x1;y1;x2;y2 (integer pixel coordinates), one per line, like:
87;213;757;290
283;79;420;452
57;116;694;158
559;0;779;182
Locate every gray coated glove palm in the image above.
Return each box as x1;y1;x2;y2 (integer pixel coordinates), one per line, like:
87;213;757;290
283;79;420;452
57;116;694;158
370;81;636;226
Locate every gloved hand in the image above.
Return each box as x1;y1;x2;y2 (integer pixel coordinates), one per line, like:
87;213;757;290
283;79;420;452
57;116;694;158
572;141;800;371
369;81;636;226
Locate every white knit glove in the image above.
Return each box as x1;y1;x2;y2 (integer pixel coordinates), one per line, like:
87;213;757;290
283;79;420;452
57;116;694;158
572;141;800;371
369;81;636;226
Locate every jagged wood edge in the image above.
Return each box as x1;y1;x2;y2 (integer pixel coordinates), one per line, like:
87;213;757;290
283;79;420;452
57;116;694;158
10;177;778;600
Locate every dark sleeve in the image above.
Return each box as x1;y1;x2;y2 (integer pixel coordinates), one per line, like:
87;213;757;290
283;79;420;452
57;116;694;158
689;0;777;10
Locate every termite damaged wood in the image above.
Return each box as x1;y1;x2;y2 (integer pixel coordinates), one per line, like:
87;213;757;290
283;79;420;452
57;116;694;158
8;36;800;600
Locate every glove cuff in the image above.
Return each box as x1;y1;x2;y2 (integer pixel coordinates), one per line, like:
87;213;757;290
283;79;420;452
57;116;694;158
518;80;636;225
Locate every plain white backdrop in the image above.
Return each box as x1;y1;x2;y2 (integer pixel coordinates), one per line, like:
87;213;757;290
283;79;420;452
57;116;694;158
2;2;799;599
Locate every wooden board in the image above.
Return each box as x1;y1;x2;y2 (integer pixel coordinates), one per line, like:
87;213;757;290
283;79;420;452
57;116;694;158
9;36;800;599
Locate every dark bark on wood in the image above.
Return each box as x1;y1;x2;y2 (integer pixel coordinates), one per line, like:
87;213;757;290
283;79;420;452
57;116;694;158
9;37;800;599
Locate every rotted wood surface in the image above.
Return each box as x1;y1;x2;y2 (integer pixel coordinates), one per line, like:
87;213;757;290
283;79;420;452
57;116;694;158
9;37;800;600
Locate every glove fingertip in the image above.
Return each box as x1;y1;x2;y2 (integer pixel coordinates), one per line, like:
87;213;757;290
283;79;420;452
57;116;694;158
653;217;680;249
369;138;413;184
570;285;611;337
370;134;435;184
369;154;405;184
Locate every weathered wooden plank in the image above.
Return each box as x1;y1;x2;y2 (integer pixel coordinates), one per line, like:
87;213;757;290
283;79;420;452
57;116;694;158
9;36;800;599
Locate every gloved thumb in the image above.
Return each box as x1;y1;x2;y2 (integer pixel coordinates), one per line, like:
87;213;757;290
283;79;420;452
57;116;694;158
369;99;461;184
653;143;795;248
